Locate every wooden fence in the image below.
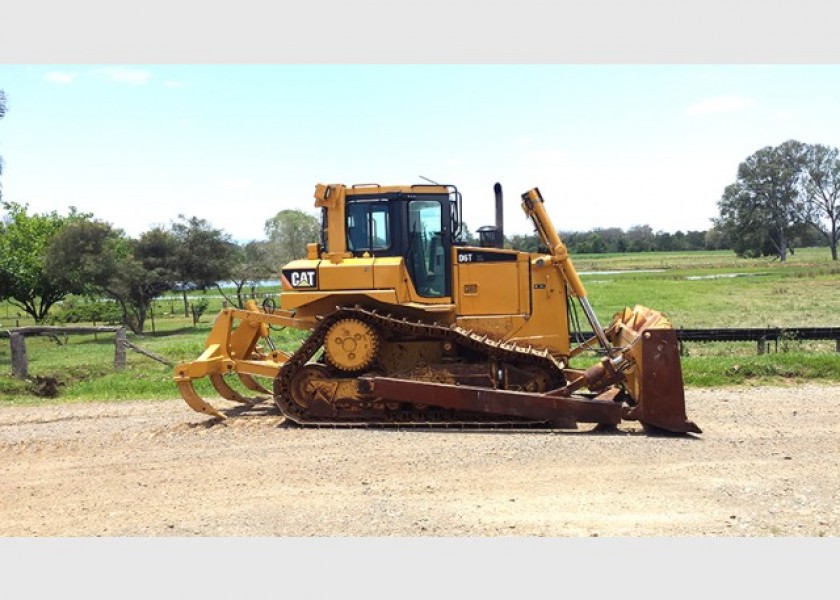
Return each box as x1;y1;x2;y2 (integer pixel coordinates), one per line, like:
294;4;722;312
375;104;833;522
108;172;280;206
1;326;172;379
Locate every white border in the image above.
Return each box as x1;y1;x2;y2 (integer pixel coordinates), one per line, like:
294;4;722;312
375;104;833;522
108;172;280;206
2;0;840;63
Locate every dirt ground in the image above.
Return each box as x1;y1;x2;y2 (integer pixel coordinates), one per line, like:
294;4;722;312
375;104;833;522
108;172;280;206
1;384;839;537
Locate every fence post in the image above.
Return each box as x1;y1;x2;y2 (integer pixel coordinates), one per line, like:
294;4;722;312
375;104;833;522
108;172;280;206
757;337;766;355
10;332;29;378
836;339;840;354
114;327;127;370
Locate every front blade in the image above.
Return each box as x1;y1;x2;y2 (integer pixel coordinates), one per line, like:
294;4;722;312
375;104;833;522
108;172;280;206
624;328;701;434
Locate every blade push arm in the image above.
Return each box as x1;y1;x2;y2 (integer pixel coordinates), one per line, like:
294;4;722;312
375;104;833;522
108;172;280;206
520;187;613;354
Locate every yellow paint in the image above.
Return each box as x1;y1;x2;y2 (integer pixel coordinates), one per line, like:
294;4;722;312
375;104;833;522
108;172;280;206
320;257;375;289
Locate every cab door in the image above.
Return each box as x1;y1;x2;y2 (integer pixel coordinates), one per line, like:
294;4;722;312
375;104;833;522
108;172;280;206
405;198;451;298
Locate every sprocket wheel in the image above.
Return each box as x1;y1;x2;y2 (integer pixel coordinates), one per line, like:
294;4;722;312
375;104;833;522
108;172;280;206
323;318;380;372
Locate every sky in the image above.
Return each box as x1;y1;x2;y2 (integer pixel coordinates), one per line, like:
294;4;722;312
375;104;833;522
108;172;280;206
3;0;840;246
2;64;840;242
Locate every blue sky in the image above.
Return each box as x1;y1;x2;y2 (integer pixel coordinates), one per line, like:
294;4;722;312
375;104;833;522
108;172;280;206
2;64;840;242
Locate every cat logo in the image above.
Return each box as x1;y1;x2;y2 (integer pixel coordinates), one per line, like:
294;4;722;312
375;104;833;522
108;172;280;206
283;269;318;289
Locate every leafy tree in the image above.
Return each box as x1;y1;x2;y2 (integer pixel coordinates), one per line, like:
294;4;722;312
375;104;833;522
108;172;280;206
264;209;320;266
802;143;840;260
595;227;626;253
170;215;238;315
227;240;277;308
684;230;707;250
716;140;808;261
46;219;126;293
704;225;730;250
129;227;181;331
509;233;541;253
626;225;655;252
655;231;674;252
0;202;88;321
46;221;179;334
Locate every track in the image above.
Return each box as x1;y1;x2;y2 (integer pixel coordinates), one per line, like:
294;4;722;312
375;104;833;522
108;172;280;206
273;306;571;428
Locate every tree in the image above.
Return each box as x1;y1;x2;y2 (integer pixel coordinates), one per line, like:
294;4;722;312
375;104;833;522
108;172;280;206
703;226;730;250
802;143;840;260
264;209;320;266
46;221;179;334
0;202;88;321
626;225;655;252
170;215;238;315
715;140;808;261
227;240;277;308
509;233;541;253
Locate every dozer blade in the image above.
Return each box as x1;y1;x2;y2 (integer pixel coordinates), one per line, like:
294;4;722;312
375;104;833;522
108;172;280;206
176;380;225;419
237;373;271;395
209;374;254;405
622;328;701;434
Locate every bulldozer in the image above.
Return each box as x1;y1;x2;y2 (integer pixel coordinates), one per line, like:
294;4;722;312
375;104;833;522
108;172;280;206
173;182;701;434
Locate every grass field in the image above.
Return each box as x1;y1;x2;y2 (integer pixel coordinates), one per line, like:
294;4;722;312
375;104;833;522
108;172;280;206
2;247;839;405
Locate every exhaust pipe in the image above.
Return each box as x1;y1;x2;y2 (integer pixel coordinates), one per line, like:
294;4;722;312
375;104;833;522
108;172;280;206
494;182;504;249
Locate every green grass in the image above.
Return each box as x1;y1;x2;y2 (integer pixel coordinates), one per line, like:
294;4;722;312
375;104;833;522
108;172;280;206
683;352;840;386
2;247;839;405
577;247;840;327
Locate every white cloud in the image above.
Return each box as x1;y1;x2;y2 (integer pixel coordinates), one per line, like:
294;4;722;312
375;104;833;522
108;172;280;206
97;67;152;85
44;71;77;84
685;95;755;115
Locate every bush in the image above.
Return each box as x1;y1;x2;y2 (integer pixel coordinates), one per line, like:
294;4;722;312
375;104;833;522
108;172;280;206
190;298;210;325
48;297;123;325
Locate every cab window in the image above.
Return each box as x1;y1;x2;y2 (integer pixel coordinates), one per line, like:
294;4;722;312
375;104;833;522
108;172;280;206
346;202;390;252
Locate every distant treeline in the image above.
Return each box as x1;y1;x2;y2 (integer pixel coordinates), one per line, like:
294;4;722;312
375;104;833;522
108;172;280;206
485;223;827;255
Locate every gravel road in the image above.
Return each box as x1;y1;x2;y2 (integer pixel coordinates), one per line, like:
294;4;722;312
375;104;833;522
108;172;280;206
1;384;838;537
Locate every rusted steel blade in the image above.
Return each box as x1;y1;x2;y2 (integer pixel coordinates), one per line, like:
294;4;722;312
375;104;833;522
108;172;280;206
366;377;622;425
176;381;225;419
625;328;701;434
209;374;254;405
237;373;271;395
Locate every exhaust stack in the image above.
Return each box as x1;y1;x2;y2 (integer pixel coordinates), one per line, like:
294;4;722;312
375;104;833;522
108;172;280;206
494;182;504;249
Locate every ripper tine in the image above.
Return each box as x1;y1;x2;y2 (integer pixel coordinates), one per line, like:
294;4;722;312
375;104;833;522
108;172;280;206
176;381;225;419
238;373;271;395
210;374;253;405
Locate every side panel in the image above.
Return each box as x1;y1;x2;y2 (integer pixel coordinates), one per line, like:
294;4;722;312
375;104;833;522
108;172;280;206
373;257;403;290
507;257;570;355
319;257;375;290
454;248;526;316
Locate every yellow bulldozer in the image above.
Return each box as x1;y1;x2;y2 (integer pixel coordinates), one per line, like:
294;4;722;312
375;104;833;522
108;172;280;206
173;182;701;434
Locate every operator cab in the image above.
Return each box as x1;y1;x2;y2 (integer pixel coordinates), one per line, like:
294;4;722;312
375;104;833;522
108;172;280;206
339;184;462;298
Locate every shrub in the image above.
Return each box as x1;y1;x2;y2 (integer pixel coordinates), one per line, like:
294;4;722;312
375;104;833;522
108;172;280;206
48;297;123;325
